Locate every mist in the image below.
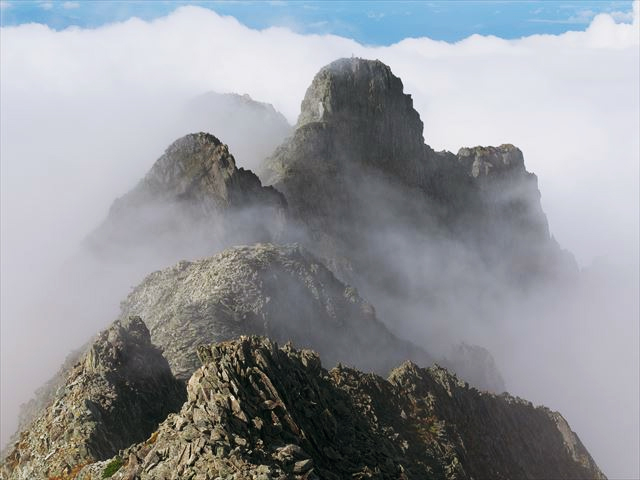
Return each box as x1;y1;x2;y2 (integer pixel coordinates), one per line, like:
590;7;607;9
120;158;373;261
1;5;638;478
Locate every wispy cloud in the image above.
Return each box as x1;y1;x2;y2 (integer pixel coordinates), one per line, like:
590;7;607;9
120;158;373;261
366;11;385;20
62;1;80;9
307;20;328;29
529;9;596;25
0;1;10;10
39;1;53;10
610;9;635;22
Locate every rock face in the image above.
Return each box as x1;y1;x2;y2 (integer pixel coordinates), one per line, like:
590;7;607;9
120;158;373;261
87;132;286;265
119;243;432;381
1;317;185;480
263;58;574;288
76;337;606;480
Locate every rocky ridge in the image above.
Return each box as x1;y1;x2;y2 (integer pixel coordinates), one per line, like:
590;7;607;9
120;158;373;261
75;336;606;480
118;243;432;381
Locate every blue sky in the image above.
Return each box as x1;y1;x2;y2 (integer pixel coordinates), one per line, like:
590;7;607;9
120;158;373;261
0;1;636;44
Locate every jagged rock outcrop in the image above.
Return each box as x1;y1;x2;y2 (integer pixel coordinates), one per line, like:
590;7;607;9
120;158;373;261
119;243;432;381
77;336;606;480
262;58;575;288
1;317;185;480
181;92;291;172
87;132;286;264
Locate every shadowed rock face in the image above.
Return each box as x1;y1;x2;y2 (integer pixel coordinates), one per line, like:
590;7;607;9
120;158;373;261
263;58;575;289
119;243;432;381
1;317;185;480
76;336;606;480
87;132;286;265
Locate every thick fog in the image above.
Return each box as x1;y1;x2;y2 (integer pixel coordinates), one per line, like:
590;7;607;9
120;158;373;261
1;5;638;477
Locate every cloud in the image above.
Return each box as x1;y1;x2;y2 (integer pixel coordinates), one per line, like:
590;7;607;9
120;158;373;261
367;11;385;20
610;9;635;22
0;1;10;10
62;1;80;9
39;1;53;10
307;20;328;29
531;4;638;26
0;3;638;478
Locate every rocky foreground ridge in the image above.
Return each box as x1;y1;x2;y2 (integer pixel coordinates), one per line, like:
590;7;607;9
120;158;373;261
2;329;605;479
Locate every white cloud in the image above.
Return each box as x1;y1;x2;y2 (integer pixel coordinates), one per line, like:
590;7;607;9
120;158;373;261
62;1;80;9
0;1;11;10
0;4;638;477
39;1;53;10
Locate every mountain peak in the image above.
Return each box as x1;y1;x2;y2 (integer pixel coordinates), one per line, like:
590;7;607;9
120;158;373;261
141;132;235;200
297;58;425;145
86;132;286;261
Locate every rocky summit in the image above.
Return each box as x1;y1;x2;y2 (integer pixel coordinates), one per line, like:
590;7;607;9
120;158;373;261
72;336;605;480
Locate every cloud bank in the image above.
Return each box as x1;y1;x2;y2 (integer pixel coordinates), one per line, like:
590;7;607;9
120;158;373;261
1;3;638;477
